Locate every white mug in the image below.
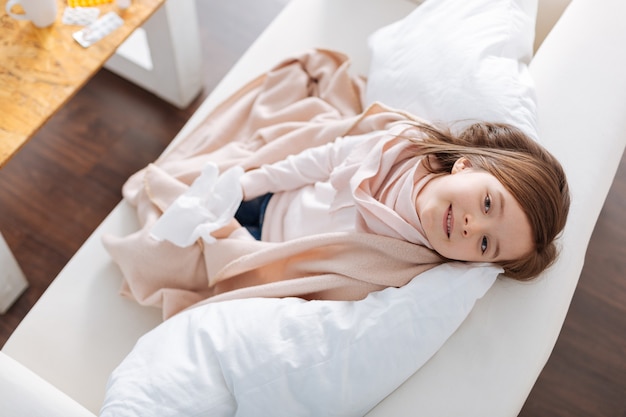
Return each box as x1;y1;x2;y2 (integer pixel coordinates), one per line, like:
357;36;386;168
5;0;57;28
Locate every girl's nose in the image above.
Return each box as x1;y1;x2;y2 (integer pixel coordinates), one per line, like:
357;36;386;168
463;214;478;236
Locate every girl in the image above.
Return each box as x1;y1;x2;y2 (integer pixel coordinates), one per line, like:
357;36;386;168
106;51;570;318
212;120;570;281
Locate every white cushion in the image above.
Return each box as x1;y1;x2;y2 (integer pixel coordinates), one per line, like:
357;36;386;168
100;263;499;417
365;0;539;139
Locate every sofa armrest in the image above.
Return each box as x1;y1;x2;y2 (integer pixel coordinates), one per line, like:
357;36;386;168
0;352;95;417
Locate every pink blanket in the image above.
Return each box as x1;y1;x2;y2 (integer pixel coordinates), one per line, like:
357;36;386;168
103;49;442;319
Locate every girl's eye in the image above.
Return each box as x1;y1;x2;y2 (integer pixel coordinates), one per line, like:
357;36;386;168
484;195;491;213
481;236;488;254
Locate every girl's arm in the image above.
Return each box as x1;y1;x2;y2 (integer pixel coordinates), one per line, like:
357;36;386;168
240;133;370;200
210;136;363;240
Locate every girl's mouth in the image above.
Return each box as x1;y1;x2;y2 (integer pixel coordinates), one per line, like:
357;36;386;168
445;205;453;238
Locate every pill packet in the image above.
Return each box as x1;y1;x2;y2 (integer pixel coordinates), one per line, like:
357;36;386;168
62;7;100;25
73;11;124;48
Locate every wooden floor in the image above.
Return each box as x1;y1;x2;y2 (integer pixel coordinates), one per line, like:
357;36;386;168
1;1;624;416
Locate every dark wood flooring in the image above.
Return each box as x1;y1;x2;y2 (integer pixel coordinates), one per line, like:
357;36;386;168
1;1;624;416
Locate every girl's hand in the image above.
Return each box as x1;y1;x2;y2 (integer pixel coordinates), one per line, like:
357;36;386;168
211;218;242;239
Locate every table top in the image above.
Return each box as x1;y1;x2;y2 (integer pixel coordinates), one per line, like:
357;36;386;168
0;0;165;168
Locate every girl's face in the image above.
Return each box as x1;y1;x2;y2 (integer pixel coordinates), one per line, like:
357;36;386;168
416;157;533;263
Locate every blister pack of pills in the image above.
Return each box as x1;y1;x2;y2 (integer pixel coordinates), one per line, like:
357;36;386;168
62;6;100;25
73;11;124;48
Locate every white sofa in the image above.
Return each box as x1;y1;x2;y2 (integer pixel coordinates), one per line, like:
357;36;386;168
2;0;626;415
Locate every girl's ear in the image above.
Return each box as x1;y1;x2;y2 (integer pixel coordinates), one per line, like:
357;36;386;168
451;157;473;174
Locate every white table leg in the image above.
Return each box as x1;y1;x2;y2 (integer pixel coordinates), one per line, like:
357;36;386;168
105;0;203;108
0;233;28;315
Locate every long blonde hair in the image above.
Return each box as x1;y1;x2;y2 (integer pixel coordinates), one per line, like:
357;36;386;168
409;122;570;280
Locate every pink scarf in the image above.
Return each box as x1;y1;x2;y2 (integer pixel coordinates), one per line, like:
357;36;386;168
332;123;436;248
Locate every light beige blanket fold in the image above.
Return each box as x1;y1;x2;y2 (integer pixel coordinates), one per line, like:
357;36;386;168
103;49;443;319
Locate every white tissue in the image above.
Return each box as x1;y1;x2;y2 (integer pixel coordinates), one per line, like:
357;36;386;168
150;163;244;247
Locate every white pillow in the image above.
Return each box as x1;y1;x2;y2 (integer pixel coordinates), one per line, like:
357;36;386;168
100;263;500;417
365;0;539;139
